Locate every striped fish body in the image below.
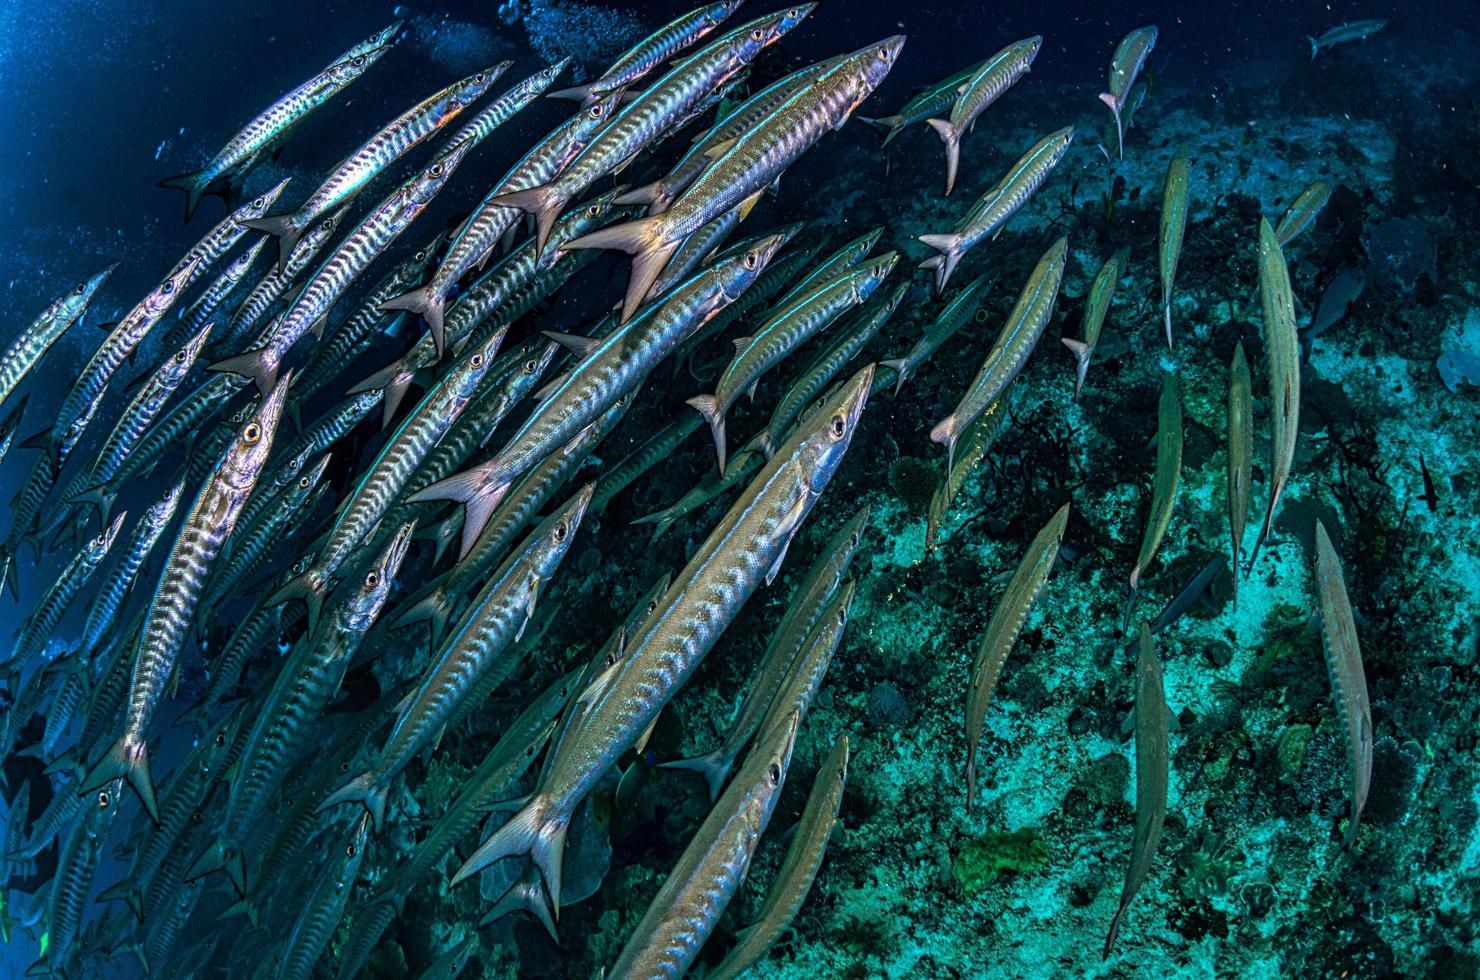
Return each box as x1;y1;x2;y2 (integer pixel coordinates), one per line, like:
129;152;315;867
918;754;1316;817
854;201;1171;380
674;245;814;371
864;60;984;147
929;37;1041;195
161;22;400;220
9;515;123;667
452;366;873;905
79;323;214;501
178;238;265;336
607;711;800;980
1274;179;1333;247
290;330;501;606
420;96;619;322
79;374;289;820
636;59;835;214
443;59;564;153
633;446;763;542
564;0;745;106
169;178;291;286
567;37;903;321
104;375;244;505
697;254;895;472
220;207;346;353
227;140;474;395
880;273;991;395
919;128;1072;293
770;228;881;312
278;815;370;980
1313;520;1373;845
927;385;1014;551
321;489;591;829
1256;216;1300;550
1159;146;1192;347
932;238;1066;471
52;257;201;466
256;66;503;264
1065;248;1128;398
707;735;850;980
188;590;290;726
1308;19;1386;58
1227;343;1253;598
38;778;124;974
647;203;746;299
71;611;143;763
214;528;408;888
202;456;330;613
433;237;786;523
756;581;853;743
590;414;703;513
39;654;90;757
0;265;113;413
760;282;906;452
511;6;814;251
1105;26;1158;104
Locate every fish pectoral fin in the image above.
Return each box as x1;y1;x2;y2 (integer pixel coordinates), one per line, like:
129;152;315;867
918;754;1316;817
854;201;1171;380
765;492;810;587
541;330;601;359
633;710;661;756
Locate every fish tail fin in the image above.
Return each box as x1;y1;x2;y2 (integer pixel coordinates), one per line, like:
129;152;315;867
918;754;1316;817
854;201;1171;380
1306;36;1320;60
478;866;559;941
379;286;448;360
658;750;730;803
613;182;659;208
563;215;674;321
878;357;911;397
860;115;902;146
185;840;246;895
67;485;116;527
545;83;593;103
316;772;389;833
917;233;962;292
1249;482;1283;571
930;415;958;476
685;394;727;476
489;184;567;255
239;215;301;273
158;170;210;223
79;737;158;824
965;743;978;812
1061;338;1091;399
450;794;569;911
405;464;506;561
264;567;327;634
1098;92;1124;160
1163;300;1174;349
925;118;961;196
207;346;280;397
42;752;83;779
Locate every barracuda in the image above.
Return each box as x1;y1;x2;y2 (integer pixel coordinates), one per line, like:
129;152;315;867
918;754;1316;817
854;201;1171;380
931;237;1065;474
492;7;814;257
189;524;412;895
247;65;506;269
411;234;786;546
78;373;290;821
552;1;746;105
7;514;124;670
926;36;1040;195
159;21;401;221
1062;248;1128;399
268;330;502;630
319;488;592;830
381;89;618;354
212;138;475;395
1159;145;1192;348
451;365;873;909
0;265;113;415
691;252;896;474
607;710;800;979
879;272;991;395
566;36;904;321
1099;26;1157;161
918;127;1073;292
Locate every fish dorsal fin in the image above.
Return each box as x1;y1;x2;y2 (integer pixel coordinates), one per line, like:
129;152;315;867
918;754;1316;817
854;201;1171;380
541;330;601;359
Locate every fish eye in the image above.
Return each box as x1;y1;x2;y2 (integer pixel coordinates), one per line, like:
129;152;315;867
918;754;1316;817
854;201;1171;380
553;522;568;542
353;56;366;67
91;535;105;548
475;72;485;82
253;197;264;208
470;352;484;368
98;790;111;808
877;48;890;62
174;350;187;363
829;413;847;439
160;279;175;295
366;571;381;589
589;104;604;118
837;607;847;626
751;28;764;41
340;760;351;772
587;204;601;216
743;253;758;270
523;359;538;373
75;282;86;294
768;763;781;785
242;422;262;444
299;476;311;489
431;163;445;177
216;731;227;746
346;843;357;857
415;250;428;261
192;808;204;824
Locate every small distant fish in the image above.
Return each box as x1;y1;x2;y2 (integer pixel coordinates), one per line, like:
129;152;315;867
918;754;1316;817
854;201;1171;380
1307;19;1387;60
1312;520;1373;847
1302;266;1365;355
925;36;1040;196
1103;624;1168;959
1063;247;1128;399
1129;373;1183;594
1274;179;1334;247
1099;26;1157;160
880;273;991;395
1227;344;1253;606
1158;146;1192;348
1253;217;1300;561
